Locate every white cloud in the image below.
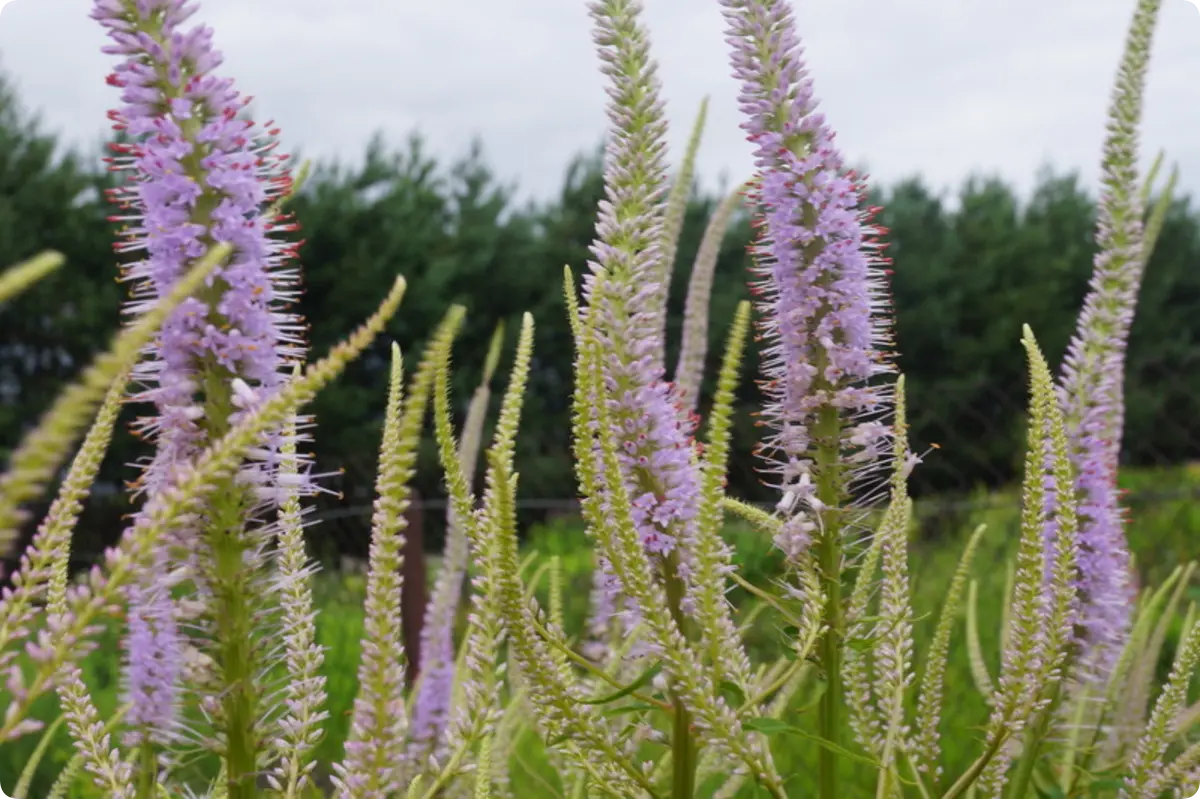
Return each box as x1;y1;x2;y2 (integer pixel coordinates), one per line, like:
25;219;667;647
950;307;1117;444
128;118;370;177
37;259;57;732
0;0;1196;204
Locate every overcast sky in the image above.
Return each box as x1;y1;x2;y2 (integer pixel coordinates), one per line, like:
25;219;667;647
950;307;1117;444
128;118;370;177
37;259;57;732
0;0;1196;206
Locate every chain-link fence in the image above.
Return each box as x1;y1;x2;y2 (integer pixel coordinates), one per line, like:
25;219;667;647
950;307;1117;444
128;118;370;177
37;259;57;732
12;378;1199;579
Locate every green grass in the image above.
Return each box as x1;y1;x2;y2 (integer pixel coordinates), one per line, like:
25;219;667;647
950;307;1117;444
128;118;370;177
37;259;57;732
2;464;1197;796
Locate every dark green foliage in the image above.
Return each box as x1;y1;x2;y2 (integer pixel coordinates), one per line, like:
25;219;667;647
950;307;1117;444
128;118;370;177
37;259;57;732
2;72;1199;560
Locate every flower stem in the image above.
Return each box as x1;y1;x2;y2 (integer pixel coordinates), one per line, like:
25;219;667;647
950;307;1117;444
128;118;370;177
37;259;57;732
212;493;258;799
136;741;156;799
671;695;696;799
664;555;697;799
1005;684;1062;799
815;405;845;799
202;368;260;799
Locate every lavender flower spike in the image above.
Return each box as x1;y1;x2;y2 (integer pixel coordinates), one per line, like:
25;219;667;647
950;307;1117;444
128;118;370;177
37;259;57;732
95;0;304;432
1055;0;1161;674
92;0;308;515
721;0;895;560
721;2;895;794
94;0;310;787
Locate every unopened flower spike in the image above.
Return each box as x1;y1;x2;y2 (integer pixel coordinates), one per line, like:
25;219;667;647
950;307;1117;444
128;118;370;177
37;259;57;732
968;325;1079;797
843;375;914;766
434;308;652;795
1125;612;1200;794
266;408;328;795
333;341;416;797
435;316;531;788
675;182;749;411
0;373;126;753
649;95;709;370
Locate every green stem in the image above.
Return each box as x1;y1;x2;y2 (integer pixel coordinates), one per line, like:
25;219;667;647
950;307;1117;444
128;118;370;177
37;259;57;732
815;405;844;799
664;555;697;799
213;496;258;799
136;740;157;799
672;695;696;799
202;369;259;799
1005;683;1062;799
940;733;1009;799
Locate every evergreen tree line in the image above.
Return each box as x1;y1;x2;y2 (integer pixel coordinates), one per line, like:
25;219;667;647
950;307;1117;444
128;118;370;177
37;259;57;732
1;77;1197;560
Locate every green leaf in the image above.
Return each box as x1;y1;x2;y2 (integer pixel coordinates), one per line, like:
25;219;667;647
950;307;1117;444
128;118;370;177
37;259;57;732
743;718;882;771
718;678;746;708
15;714;65;798
743;717;790;734
579;661;663;705
601;702;661;717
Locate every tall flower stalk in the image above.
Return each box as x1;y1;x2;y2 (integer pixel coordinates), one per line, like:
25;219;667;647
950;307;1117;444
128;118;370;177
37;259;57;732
1055;0;1161;676
93;0;311;793
577;1;786;795
675;183;749;411
581;4;700;791
720;0;895;793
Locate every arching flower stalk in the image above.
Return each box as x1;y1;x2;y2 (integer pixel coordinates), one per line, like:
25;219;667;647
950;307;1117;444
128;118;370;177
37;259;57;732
0;251;63;308
47;272;406;797
720;0;896;793
92;0;313;793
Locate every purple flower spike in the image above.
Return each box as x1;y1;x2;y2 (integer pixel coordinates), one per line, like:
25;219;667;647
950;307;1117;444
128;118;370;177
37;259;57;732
408;641;455;750
93;0;311;746
1054;0;1160;677
721;0;895;554
93;0;305;472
